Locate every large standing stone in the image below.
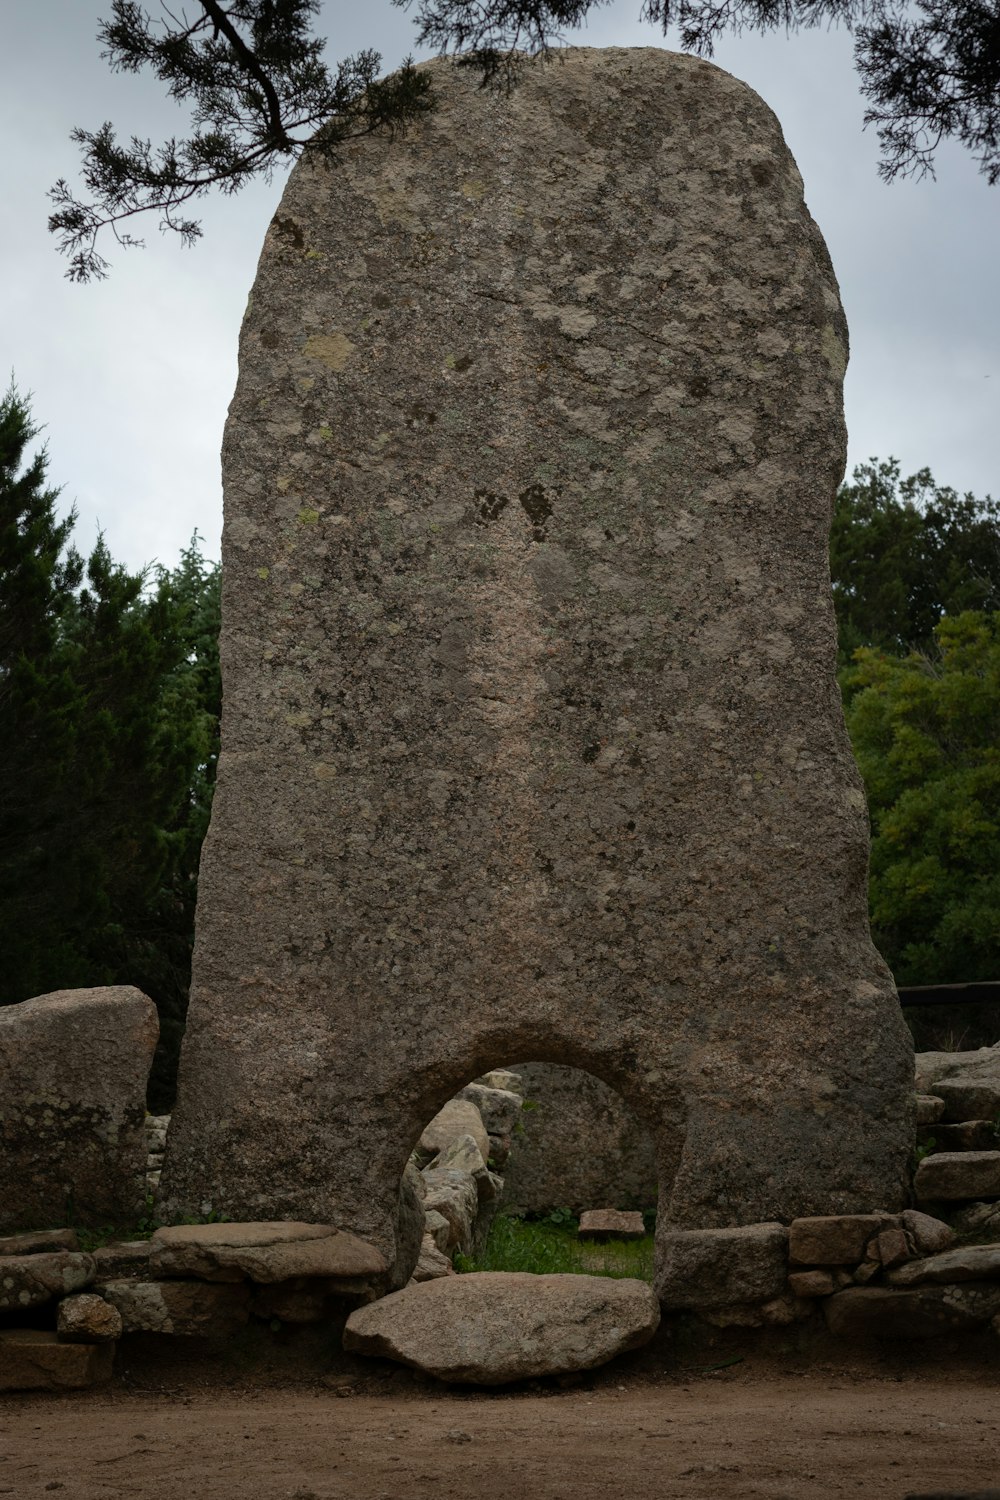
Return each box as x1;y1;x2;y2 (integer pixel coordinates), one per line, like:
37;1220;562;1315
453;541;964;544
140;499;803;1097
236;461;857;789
158;48;913;1270
0;987;158;1231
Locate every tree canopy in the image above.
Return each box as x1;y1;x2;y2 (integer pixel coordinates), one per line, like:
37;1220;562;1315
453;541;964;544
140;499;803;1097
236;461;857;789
52;0;1000;279
831;457;1000;664
844;611;1000;985
0;382;220;1109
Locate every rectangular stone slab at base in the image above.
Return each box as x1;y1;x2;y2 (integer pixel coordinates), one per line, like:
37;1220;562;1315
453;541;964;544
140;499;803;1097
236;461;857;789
0;1329;115;1390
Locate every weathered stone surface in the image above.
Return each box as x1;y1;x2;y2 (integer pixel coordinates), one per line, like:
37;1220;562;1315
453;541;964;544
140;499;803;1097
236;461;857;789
423;1209;451;1254
419;1100;490;1165
98;1278;251;1335
57;1293;123;1343
149;1222;387;1286
501;1061;657;1215
0;1228;78;1256
158;48;913;1263
951;1201;1000;1240
825;1284;1000;1339
92;1240;157;1277
0;1329;114;1390
578;1210;646;1241
915;1095;946;1126
925;1120;1000;1152
901;1209;956;1256
420;1167;481;1256
887;1245;1000;1287
0;1251;95;1311
344;1271;659;1383
789;1214;895;1265
0;986;158;1231
476;1071;524;1096
408;1235;456;1283
915;1044;1000;1099
914;1151;1000;1201
873;1227;911;1270
390;1162;425;1290
788;1268;839;1298
456;1083;523;1140
656;1224;788;1309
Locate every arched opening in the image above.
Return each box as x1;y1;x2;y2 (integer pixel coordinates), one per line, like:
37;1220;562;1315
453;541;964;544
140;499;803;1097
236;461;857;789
395;1042;682;1292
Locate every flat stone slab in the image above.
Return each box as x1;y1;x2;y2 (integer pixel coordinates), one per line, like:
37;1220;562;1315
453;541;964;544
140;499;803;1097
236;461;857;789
788;1214;895;1266
915;1095;946;1125
824;1284;1000;1339
0;1329;115;1391
343;1271;659;1384
92;1240;156;1277
0;1228;79;1256
98;1278;251;1335
887;1245;1000;1287
149;1221;386;1284
656;1223;788;1309
578;1210;646;1241
0;1251;95;1312
914;1151;1000;1201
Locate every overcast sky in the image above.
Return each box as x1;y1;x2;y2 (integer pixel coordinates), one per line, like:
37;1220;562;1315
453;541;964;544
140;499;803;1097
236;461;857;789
3;2;997;574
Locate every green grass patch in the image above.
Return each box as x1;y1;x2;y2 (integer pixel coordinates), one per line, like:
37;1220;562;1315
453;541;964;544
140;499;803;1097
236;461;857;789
456;1212;655;1281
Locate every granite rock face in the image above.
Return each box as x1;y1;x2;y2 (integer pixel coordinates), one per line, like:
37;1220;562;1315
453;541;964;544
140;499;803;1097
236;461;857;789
501;1060;658;1214
158;48;913;1266
0;987;158;1231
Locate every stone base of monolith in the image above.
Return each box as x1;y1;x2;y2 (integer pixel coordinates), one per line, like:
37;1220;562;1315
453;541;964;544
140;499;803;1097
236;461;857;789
158;48;914;1273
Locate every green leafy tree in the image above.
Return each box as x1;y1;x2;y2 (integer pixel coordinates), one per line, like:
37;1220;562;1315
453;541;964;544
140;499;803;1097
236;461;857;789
831;458;1000;664
0;382;221;1108
843;611;1000;984
52;0;1000;278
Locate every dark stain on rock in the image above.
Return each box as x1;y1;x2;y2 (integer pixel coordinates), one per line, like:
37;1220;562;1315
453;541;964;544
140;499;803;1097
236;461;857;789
476;490;509;523
519;484;553;541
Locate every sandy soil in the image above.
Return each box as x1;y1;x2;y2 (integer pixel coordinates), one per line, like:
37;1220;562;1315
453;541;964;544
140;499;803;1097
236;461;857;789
2;1344;1000;1500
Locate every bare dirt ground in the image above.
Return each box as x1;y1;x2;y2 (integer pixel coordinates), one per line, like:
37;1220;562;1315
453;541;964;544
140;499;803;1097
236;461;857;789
2;1336;1000;1500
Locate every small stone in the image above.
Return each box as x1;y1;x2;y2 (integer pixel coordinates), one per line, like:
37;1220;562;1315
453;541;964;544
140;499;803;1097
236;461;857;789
914;1151;1000;1202
578;1210;646;1241
423;1210;452;1254
915;1095;946;1125
57;1293;122;1343
788;1214;894;1266
853;1260;881;1285
408;1235;455;1283
344;1272;660;1384
475;1071;524;1097
901;1209;956;1256
656;1223;788;1309
419;1101;490;1166
456;1084;523;1138
0;1252;95;1311
446;1430;472;1444
788;1269;838;1298
887;1244;1000;1287
875;1227;911;1269
0;1329;114;1391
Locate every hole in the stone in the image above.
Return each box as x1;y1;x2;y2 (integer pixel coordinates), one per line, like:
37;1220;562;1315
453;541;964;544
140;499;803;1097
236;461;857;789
404;1061;659;1288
